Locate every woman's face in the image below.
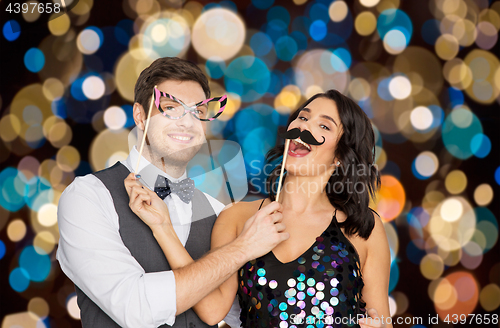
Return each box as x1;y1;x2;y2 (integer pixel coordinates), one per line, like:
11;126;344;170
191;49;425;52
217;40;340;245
285;97;343;177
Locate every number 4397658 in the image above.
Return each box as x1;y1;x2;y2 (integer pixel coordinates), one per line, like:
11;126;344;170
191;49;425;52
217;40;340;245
444;313;498;325
6;2;62;14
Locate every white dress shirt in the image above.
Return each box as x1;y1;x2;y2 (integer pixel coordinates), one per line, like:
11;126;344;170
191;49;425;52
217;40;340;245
56;145;241;328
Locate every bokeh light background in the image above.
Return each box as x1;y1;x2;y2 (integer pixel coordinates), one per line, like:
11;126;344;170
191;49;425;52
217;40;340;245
1;0;500;327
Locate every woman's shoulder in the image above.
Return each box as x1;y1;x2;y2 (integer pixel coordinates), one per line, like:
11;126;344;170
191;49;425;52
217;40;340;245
215;198;268;233
334;209;383;270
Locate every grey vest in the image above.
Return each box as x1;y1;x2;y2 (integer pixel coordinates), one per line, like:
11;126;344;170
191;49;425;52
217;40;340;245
74;162;218;328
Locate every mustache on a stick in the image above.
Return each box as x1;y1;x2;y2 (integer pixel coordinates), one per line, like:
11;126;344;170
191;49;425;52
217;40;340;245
278;127;325;145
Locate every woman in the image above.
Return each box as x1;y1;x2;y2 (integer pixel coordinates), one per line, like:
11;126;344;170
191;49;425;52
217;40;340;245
129;90;392;328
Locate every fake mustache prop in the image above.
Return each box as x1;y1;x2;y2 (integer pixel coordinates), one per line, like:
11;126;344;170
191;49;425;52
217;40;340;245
274;128;325;204
278;127;325;145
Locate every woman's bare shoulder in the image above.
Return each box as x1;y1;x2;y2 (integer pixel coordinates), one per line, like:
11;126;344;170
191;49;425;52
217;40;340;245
215;198;267;233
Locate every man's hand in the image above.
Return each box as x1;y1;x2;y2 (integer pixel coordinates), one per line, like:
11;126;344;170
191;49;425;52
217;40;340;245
358;308;387;328
235;201;289;260
124;173;172;229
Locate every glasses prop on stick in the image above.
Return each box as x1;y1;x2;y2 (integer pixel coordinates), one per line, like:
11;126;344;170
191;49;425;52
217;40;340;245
274;128;326;203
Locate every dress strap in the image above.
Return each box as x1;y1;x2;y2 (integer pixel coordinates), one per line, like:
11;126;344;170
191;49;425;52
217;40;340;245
332;207;339;225
258;198;266;210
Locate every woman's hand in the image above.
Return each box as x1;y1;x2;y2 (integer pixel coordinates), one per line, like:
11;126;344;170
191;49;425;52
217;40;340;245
358;308;389;328
124;172;172;229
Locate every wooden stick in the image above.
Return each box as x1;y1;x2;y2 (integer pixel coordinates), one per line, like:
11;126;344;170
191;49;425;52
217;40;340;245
134;85;156;174
275;139;290;203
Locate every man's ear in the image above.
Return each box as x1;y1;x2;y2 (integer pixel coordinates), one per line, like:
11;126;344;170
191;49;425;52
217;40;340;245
133;102;146;131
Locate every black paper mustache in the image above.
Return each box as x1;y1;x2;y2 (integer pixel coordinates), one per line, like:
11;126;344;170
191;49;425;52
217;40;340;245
278;128;325;145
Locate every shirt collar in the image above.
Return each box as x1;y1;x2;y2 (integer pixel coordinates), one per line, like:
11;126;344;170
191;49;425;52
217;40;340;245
126;145;187;190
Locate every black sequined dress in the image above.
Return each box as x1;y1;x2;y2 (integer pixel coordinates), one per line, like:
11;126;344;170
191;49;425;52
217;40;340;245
237;199;367;328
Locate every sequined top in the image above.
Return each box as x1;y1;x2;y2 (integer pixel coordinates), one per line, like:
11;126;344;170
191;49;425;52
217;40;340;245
237;199;367;328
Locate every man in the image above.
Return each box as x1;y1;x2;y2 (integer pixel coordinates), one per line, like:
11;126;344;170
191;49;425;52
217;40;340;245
56;57;288;327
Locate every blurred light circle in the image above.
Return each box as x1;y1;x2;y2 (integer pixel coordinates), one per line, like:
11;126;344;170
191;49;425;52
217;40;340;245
20;245;51;282
388;295;397;316
355;11;377;36
388;75;411;99
192;8;245;60
252;0;274;10
443;58;473;90
410;106;433;130
440;198;463;222
0;114;21;142
414;151;438;178
294;49;350;95
475;21;498;50
48;14;71;36
435;34;459;60
274;85;301;114
372;175;405;222
443;107;483;159
348;78;371;101
224;56;270;102
420;253;444;280
56;145;81;172
37;203;58;227
28;297;50;319
470;133;491;158
42;78;64;101
9;268;30;292
7;219;27;242
24;48;45;73
331;48;351;72
275;35;298;62
0;168;26;211
23;105;43;125
82;75;105;100
66;294;81;319
104;106;127;130
77;27;103;55
445;170;467;194
0;240;5;260
90;129;130;171
22;1;41;22
24;176;53;211
329;1;348;22
474;184;493;206
3;20;21;41
309;20;327;41
464;49;500;104
267;6;290;25
461;241;483;270
383;29;407;54
205;57;226;79
479;284;500;312
33;231;56;255
360;0;380;7
377;9;413;45
250;32;273;56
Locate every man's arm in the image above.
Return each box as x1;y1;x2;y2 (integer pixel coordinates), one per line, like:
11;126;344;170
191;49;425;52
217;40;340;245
125;173;289;318
57;176;177;327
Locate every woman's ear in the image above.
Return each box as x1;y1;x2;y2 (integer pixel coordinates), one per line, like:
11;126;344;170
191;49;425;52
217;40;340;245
133;102;146;131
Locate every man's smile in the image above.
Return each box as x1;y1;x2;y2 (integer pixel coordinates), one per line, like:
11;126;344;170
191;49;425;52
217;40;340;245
168;133;194;144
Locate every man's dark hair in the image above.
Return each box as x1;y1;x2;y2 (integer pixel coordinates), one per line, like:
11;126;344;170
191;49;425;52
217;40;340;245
134;57;211;112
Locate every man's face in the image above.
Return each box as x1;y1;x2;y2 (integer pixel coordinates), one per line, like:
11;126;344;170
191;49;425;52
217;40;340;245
134;80;207;166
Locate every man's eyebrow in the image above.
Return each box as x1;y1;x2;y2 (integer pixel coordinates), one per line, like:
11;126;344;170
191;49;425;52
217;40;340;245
300;107;338;126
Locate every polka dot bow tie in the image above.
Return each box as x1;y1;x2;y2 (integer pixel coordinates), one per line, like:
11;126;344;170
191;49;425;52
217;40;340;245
154;175;195;204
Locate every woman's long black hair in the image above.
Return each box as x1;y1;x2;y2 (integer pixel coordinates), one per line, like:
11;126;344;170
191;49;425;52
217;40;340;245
265;90;381;239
